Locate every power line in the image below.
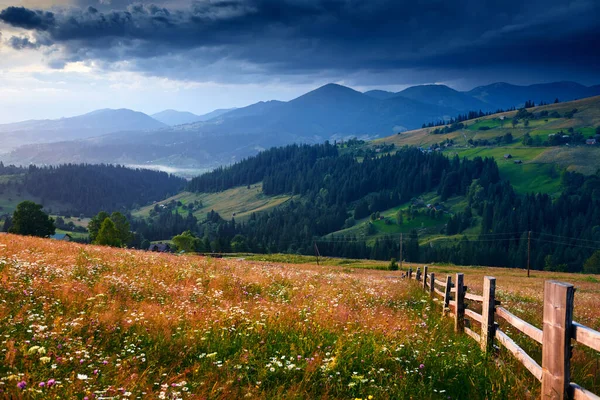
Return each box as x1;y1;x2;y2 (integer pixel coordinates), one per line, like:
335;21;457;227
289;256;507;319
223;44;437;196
534;232;600;246
314;232;600;251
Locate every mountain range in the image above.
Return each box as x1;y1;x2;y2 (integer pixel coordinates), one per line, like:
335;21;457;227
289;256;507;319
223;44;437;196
0;109;166;153
151;108;236;126
1;81;599;171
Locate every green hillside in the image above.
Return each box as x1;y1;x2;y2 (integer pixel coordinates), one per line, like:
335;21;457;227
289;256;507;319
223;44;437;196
374;95;600;195
326;192;467;244
132;182;293;222
0;175;69;217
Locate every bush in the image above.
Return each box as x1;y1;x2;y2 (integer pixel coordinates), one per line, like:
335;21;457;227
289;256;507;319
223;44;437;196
388;258;398;271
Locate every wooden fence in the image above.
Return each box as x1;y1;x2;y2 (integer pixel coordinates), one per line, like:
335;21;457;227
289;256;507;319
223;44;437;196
406;266;600;400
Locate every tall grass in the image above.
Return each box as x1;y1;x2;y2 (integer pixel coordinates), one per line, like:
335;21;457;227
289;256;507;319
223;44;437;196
0;235;534;398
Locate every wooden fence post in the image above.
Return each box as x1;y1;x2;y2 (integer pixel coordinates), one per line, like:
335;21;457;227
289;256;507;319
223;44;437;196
541;281;575;400
416;267;421;282
455;273;465;333
443;275;452;316
480;276;496;353
423;266;428;290
408;268;412;280
429;273;435;297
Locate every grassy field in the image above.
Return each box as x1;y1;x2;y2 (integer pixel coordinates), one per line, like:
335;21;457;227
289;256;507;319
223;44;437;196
448;147;562;194
0;186;69;217
327;193;464;242
132;183;292;222
1;235;599;398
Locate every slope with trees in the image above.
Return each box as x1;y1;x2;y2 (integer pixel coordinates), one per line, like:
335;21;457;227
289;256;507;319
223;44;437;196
0;164;186;217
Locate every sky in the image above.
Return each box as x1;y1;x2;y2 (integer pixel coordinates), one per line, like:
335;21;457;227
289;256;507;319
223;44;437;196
0;0;599;123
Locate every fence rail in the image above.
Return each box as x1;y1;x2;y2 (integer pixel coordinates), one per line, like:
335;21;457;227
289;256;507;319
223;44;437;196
408;266;600;400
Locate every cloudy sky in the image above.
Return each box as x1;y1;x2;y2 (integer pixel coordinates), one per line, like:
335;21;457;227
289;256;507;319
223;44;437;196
0;0;598;123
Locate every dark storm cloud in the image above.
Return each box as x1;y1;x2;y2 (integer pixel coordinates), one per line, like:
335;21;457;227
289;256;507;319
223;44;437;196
0;6;55;30
7;35;42;49
1;0;599;84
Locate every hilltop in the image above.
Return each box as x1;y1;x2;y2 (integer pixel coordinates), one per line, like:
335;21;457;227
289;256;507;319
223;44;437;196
374;95;600;194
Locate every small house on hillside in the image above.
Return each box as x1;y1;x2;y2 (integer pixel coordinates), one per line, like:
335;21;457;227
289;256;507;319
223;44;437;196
514;160;523;164
499;116;506;121
586;139;597;145
504;154;512;159
149;243;171;253
50;233;72;241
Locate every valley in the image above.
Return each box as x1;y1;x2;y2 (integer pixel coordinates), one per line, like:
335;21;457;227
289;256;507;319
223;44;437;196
1;91;600;274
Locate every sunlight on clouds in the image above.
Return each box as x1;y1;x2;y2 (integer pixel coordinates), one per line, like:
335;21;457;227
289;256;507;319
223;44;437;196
0;0;72;9
63;61;93;73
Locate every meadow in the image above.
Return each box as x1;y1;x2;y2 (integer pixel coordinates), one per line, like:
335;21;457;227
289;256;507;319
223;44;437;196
132;183;292;222
0;235;564;399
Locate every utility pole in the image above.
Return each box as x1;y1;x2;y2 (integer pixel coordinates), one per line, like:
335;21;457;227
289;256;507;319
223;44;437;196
399;233;403;270
527;231;531;277
314;241;320;266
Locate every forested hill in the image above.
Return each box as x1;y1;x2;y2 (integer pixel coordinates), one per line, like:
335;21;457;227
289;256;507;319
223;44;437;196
187;143;339;193
189;143;498;205
182;143;600;272
0;164;185;216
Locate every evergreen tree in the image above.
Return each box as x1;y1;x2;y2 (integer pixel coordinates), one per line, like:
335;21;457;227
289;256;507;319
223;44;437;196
89;211;133;246
110;212;133;246
95;218;122;247
88;211;110;242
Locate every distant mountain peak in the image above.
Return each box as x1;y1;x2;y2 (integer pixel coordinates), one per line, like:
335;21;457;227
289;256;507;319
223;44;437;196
291;83;366;104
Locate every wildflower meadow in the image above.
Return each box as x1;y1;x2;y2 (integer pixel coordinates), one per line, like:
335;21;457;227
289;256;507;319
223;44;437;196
1;234;590;399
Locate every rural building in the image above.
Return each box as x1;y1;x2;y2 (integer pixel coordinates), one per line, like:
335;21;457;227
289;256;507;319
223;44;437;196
586;139;597;145
149;243;171;252
499;115;506;120
50;233;72;241
503;154;512;159
514;160;523;164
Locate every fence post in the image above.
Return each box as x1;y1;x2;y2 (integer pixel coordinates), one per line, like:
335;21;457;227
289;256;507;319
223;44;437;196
423;266;428;290
443;275;452;316
541;281;575;400
480;276;496;353
429;273;435;297
416;267;421;282
408;268;413;280
454;273;465;333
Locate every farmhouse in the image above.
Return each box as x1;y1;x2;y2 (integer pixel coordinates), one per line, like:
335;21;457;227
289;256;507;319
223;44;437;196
50;233;72;241
503;154;512;159
586;139;597;145
514;160;523;164
149;242;171;252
